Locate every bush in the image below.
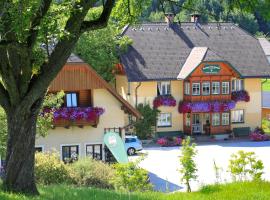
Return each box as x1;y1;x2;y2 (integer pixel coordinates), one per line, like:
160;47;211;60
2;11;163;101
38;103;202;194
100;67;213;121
70;158;114;189
112;161;152;192
35;152;71;185
156;137;182;147
228;150;264;181
250;127;270;141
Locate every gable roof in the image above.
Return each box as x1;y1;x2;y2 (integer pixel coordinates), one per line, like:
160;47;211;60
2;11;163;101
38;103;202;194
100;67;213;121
51;55;141;118
263;91;270;108
121;22;270;82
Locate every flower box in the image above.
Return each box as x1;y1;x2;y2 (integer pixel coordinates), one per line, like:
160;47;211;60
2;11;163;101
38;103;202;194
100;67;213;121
231;90;250;102
153;95;176;108
49;107;104;128
250;128;270;141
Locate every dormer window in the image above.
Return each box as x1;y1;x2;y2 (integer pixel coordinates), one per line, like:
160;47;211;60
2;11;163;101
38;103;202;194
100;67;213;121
157;81;171;96
66;92;78;107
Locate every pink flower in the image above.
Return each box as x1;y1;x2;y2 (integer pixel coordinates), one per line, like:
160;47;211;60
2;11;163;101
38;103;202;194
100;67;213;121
153;95;176;108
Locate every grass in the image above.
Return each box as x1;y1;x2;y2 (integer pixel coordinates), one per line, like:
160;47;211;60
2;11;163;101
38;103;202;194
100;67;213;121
0;181;270;200
262;79;270;91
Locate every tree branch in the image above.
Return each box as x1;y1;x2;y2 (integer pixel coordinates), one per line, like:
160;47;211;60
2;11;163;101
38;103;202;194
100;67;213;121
27;0;52;49
80;0;115;32
0;82;10;111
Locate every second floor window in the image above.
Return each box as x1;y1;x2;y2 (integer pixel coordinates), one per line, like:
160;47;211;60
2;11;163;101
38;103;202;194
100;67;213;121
202;82;210;95
66;93;78;107
232;79;244;91
184;82;190;95
192;83;200;95
222;82;230;94
157;81;171;96
212;82;220;95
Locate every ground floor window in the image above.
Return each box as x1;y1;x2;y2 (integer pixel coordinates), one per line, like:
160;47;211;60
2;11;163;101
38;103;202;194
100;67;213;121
222;113;230;125
86;144;102;160
157;113;172;127
62;145;79;163
212;113;220;126
35;147;43;152
231;110;244;123
185;113;191;127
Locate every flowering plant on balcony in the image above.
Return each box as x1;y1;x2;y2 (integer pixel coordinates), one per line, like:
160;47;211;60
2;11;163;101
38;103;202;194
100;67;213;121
178;101;236;113
52;107;105;122
231;90;250;102
250;127;270;141
153;95;176;108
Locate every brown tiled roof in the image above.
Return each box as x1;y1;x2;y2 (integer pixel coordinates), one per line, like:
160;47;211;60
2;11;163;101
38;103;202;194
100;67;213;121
121;22;270;81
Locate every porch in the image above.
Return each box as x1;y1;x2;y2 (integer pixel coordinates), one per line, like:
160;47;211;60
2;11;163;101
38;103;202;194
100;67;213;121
183;112;231;135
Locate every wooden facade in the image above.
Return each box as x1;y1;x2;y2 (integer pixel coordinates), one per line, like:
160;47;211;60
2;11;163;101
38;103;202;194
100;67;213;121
183;62;240;135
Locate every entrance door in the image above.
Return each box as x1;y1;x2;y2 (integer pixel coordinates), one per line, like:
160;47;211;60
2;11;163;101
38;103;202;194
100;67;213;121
192;114;201;134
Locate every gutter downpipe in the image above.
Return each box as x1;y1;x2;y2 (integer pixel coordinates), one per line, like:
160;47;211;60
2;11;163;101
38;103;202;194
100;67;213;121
135;82;142;108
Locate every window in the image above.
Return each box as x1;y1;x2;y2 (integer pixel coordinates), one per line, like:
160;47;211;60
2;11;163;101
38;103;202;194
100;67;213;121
35;147;43;152
185;113;191;127
202;82;210;95
222;82;230;94
267;55;270;64
86;144;102;160
184;82;190;95
192;83;200;95
66;93;78;107
231;110;244;123
212;113;220;126
212;82;220;94
157;113;172;127
232;79;244;91
222;113;230;125
62;145;79;163
157;81;171;95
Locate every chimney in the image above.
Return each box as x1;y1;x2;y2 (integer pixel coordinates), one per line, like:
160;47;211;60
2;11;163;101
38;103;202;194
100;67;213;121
165;13;175;24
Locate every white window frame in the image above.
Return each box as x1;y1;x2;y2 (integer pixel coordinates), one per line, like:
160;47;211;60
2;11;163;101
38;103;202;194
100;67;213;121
202;82;210;95
232;79;244;91
157;81;171;96
66;92;78;107
222;113;230;125
157;113;172;127
192;83;200;96
231;110;244;123
184;82;190;95
212;82;220;95
222;82;230;94
212;113;220;126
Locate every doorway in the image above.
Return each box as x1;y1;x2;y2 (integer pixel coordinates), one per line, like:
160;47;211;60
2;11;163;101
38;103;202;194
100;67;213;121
192;113;201;134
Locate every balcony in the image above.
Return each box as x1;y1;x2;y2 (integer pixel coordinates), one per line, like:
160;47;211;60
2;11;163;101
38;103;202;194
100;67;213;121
52;107;105;128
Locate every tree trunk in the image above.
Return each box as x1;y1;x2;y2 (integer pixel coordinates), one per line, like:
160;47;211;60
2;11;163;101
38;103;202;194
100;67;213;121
3;100;43;195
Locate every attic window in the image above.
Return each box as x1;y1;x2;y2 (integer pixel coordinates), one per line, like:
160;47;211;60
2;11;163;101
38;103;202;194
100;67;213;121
157;81;171;96
66;93;78;107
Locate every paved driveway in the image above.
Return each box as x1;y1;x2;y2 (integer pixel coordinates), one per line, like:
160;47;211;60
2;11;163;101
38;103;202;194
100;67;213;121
131;141;270;192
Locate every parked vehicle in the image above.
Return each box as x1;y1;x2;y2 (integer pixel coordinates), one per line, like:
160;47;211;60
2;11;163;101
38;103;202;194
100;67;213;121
125;135;143;156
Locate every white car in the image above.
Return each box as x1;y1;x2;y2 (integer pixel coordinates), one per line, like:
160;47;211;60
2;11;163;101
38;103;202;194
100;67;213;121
125;135;143;156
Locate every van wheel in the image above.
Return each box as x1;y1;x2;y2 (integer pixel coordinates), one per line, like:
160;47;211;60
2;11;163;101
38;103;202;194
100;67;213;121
127;147;136;156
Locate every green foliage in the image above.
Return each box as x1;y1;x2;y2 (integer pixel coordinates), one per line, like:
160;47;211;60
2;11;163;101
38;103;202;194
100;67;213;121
0;108;7;157
112;161;152;192
148;12;165;22
262;118;270;134
0;92;64;156
179;136;197;192
134;103;159;139
228;150;264;181
35;152;71;185
70;158;115;189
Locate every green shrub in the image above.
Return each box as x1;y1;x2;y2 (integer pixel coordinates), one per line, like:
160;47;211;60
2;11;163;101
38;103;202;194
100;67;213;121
228;150;264;181
112;161;152;192
70;158;114;189
35;152;71;185
179;136;197;192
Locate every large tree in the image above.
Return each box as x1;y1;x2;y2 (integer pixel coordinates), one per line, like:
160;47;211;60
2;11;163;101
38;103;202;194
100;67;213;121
0;0;267;195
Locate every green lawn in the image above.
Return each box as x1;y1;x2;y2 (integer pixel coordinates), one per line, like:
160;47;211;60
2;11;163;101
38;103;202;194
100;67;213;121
262;79;270;91
1;181;270;200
